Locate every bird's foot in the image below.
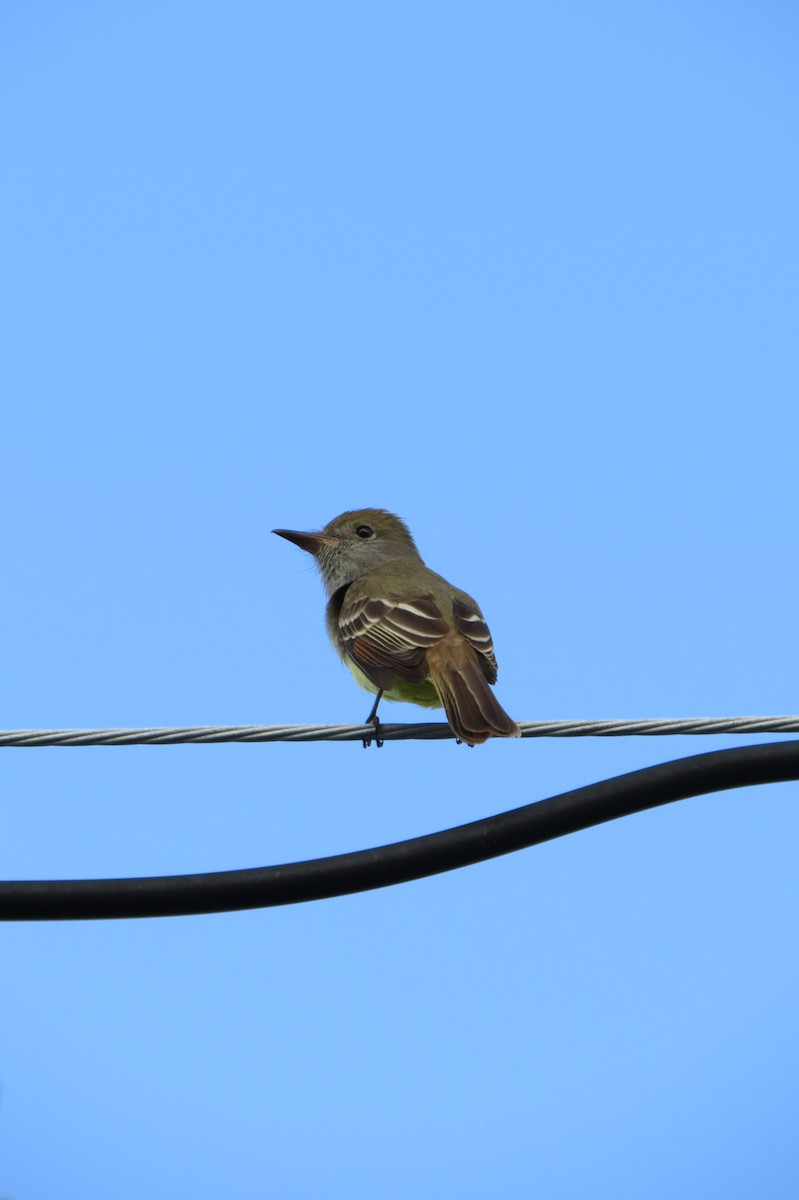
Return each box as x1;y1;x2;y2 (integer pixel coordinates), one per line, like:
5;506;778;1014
362;690;384;748
362;714;384;749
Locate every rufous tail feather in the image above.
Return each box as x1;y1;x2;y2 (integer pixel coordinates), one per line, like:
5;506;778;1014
427;643;520;746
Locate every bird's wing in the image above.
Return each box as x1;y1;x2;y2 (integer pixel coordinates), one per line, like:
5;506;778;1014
452;598;499;683
339;592;451;686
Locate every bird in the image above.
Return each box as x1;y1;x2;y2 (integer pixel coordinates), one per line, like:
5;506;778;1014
273;508;520;746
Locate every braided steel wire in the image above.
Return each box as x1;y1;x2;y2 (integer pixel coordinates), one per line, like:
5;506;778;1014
1;716;799;746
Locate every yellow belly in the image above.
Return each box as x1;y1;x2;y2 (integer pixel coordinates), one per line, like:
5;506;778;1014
343;658;443;709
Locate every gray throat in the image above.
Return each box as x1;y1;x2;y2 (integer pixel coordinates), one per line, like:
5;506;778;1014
315;541;424;596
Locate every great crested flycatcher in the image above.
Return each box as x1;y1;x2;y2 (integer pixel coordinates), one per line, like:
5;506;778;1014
273;509;520;746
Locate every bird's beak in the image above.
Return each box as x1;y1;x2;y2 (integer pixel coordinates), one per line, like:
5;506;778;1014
273;528;339;556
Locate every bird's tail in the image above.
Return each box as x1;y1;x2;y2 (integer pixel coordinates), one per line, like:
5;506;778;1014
427;642;521;746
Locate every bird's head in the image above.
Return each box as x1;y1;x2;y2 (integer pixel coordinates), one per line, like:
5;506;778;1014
273;509;421;595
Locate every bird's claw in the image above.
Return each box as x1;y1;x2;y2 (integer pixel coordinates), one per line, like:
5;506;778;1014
363;715;384;749
362;690;384;748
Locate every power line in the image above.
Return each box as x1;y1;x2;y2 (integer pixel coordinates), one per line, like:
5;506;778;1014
2;740;798;921
1;716;799;746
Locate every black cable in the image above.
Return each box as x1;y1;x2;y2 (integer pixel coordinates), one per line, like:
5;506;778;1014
2;740;797;921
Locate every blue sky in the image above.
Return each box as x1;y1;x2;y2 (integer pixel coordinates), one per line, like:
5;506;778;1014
2;2;798;1196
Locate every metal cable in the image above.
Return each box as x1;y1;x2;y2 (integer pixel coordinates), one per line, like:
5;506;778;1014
1;716;799;746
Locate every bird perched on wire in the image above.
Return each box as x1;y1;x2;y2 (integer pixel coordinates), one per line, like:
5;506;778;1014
273;509;520;747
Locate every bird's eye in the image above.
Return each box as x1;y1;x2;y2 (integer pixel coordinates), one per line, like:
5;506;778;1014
356;525;374;539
